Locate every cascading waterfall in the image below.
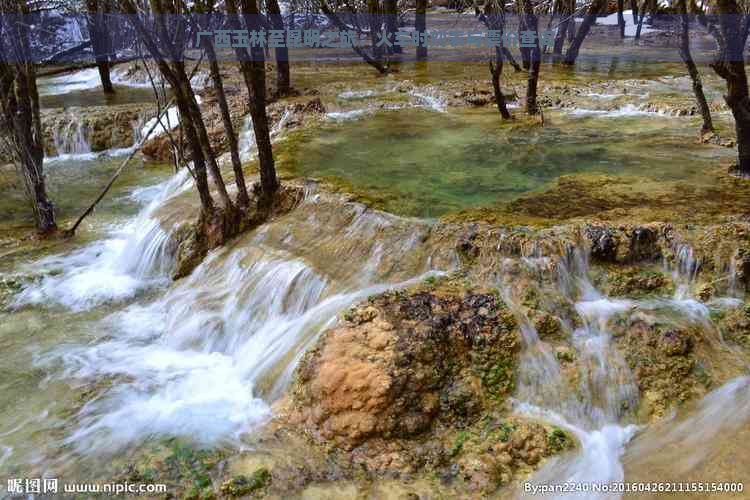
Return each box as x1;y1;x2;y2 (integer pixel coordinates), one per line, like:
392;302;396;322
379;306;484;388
239;109;292;161
17;173;450;458
409;86;448;113
13;169;192;311
494;247;639;495
487;240;748;498
238;115;255;161
51;114;93;159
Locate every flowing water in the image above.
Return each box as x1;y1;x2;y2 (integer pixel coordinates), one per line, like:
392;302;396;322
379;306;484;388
1;160;454;481
477;241;747;498
1;67;750;497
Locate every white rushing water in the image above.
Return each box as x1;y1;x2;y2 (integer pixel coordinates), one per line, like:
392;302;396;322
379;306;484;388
12;163;447;457
568;104;669;118
13;169;192;312
495;241;747;498
50;113;93;159
409;87;448;113
496;250;639;497
39;67;210;96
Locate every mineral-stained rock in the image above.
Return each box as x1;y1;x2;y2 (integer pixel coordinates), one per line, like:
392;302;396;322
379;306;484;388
290;285;521;450
285;278;576;493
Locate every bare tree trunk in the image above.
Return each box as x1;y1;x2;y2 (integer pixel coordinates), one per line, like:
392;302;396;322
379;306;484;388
231;0;279;203
176;62;234;211
483;4;512;119
564;0;606;65
635;0;648;39
87;0;114;94
385;0;400;54
517;8;531;70
204;40;251;207
566;0;576;40
618;0;626;38
415;0;427;60
319;0;389;73
709;1;750;175
490;50;512;119
552;0;569;55
503;47;523;71
0;4;57;235
678;0;713;133
368;0;384;61
178;96;216;213
630;0;638;23
121;0;216;216
520;0;541;115
267;0;291;96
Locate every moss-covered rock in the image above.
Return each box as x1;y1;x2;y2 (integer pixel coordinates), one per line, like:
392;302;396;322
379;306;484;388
116;440;225;499
613;319;712;419
219;468;271;497
601;266;674;298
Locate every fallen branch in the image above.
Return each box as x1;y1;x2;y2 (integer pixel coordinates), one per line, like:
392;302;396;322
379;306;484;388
64;97;175;237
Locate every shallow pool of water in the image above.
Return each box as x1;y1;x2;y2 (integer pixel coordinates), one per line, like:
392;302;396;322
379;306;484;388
288;106;733;217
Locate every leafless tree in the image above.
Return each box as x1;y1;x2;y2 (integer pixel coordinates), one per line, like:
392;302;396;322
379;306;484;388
0;0;57;235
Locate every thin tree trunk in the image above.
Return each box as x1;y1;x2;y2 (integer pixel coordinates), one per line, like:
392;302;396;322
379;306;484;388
554;20;569;55
483;4;512;119
709;1;750;175
490;49;512;119
564;0;606;65
385;0;400;54
235;0;279;202
120;0;216;216
175;91;215;213
415;0;427;60
205;41;250;207
368;0;384;61
566;0;576;40
522;0;541;115
553;0;569;55
86;0;114;94
678;0;713;133
0;7;57;235
267;0;291;96
503;47;523;72
176;64;234;212
319;0;389;73
635;0;647;39
630;0;638;23
618;0;626;38
732;102;750;175
518;10;531;70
